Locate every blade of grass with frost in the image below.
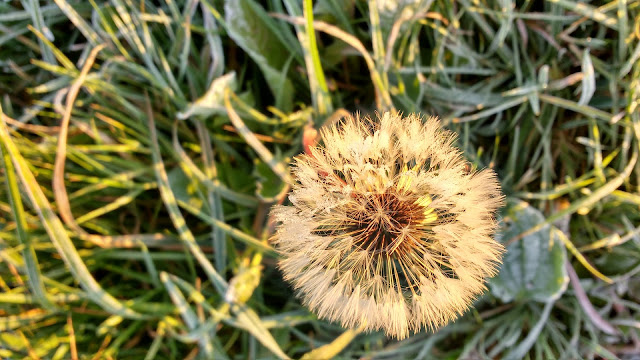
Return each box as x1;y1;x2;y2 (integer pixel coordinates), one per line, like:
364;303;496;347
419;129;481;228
368;0;385;68
503;301;555;360
144;321;166;360
458;0;513;61
516;178;596;200
174;108;260;206
178;72;236;119
169;274;290;359
139;242;160;288
173;181;275;255
0;108;144;319
175;0;197;81
169;274;230;322
578;49;596;106
547;0;618;30
0;2;58;22
0;293;82;305
224;89;310;126
52;0;99;45
555;229;612;283
0;311;49;332
25;13;54;65
487;0;515;58
195;120;227;274
201;3;224;80
166;320;218;343
231;304;291;359
224;89;292;185
0;144;53;310
453;96;528;123
87;0;130;59
147;97;228;296
255;311;314;329
538;94;615;123
510;149;638;244
74;188;143;224
400;66;497;75
27;24;74;70
160;272;217;359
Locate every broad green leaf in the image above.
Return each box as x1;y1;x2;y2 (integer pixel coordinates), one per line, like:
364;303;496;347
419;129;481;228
168;166;207;214
490;199;569;302
224;0;294;112
254;157;287;200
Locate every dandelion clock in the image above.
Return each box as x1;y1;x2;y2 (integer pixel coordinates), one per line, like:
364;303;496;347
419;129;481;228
271;112;504;339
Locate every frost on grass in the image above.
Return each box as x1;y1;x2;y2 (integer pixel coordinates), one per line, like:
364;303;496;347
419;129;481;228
271;112;504;339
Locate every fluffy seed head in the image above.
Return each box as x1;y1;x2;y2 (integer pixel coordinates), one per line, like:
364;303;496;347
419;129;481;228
271;112;504;339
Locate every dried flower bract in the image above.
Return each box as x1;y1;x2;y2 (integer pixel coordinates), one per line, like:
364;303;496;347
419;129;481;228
272;112;504;339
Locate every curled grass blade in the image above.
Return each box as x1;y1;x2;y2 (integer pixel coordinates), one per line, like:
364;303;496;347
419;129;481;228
52;44;105;236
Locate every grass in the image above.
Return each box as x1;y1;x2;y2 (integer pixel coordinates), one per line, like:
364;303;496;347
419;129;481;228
1;0;640;359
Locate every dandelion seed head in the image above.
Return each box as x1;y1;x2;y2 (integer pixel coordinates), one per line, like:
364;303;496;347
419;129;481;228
272;112;504;339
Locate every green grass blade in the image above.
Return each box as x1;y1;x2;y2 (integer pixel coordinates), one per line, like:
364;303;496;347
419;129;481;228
0;143;53;310
300;327;362;360
0;108;144;319
510;148;638;243
503;301;555;360
146;96;228;296
160;272;216;359
52;0;100;45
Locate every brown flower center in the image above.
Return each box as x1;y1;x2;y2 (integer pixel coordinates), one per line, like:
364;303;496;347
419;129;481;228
347;192;425;255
